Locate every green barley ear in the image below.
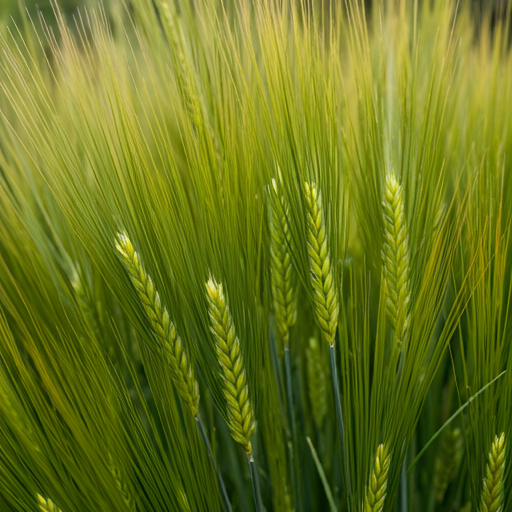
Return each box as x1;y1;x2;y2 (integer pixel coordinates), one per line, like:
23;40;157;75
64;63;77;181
70;264;114;357
37;495;62;512
304;182;339;346
382;171;411;347
364;444;391;512
1;372;38;449
1;374;21;431
433;202;446;235
480;432;506;512
269;178;297;353
306;337;327;427
178;489;191;512
115;232;200;416
205;276;255;455
461;501;472;512
70;265;97;331
159;1;202;129
433;427;464;502
108;455;136;511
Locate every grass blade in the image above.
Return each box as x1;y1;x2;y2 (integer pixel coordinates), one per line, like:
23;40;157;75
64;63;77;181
306;437;338;512
408;371;507;472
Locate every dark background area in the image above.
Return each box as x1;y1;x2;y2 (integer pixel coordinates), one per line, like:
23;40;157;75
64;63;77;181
1;0;509;21
0;0;81;20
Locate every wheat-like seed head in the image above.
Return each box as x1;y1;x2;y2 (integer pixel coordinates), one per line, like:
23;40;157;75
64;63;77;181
382;171;411;347
178;489;191;512
0;375;21;430
283;487;293;512
70;264;112;355
115;232;200;416
364;444;391;512
1;374;39;449
434;203;446;235
306;337;327;427
70;265;88;306
108;455;136;511
160;2;202;129
206;276;255;454
71;266;97;331
37;495;62;512
269;178;297;353
461;502;472;512
433;427;464;502
304;182;339;346
480;432;506;512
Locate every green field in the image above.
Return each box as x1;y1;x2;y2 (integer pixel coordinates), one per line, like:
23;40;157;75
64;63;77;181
1;2;512;512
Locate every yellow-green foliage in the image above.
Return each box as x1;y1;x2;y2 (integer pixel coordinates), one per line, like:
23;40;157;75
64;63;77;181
0;1;511;512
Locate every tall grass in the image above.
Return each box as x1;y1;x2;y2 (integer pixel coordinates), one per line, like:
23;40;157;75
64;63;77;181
0;1;511;511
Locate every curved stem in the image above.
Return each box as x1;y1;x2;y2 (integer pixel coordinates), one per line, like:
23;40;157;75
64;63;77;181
195;415;233;512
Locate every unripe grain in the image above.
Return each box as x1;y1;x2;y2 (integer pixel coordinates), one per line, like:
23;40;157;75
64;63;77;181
37;495;62;512
480;433;506;512
304;182;339;346
116;232;199;415
269;178;297;354
382;171;411;347
109;455;135;511
364;444;391;512
433;427;464;502
306;337;327;427
206;276;255;454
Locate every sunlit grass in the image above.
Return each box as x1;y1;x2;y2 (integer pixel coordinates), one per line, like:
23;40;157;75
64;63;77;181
0;1;511;511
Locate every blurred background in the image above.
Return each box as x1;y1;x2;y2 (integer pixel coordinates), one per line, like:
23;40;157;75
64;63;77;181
0;0;509;25
0;0;80;20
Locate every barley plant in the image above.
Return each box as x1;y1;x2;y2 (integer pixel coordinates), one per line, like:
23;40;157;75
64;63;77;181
1;1;512;511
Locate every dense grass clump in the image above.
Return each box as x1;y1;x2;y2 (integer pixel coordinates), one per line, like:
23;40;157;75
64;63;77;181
1;1;512;512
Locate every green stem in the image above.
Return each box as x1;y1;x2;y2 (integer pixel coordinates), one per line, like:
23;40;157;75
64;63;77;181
285;346;301;512
427;483;436;512
195;416;233;512
401;456;408;512
398;342;407;512
270;330;284;404
247;452;264;512
329;343;351;502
